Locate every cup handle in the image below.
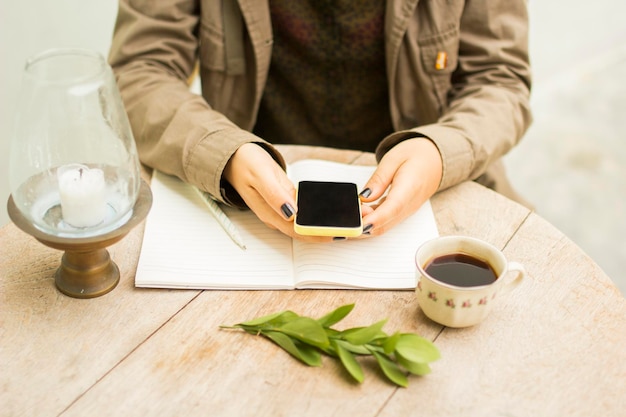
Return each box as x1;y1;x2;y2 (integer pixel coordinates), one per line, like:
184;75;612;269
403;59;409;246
500;261;526;295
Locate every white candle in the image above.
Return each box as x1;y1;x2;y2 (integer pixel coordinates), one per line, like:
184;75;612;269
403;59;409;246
58;164;107;228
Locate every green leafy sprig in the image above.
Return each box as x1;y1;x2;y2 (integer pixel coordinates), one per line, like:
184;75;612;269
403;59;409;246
220;303;440;387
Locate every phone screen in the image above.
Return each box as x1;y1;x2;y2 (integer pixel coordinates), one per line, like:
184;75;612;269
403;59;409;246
294;181;362;236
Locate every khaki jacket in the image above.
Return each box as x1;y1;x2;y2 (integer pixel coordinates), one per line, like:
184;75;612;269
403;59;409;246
109;0;532;205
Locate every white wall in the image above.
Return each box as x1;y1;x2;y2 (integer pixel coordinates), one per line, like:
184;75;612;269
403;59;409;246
0;0;119;226
527;0;626;87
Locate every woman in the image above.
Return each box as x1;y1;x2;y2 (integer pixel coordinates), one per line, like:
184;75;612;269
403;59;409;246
108;0;532;241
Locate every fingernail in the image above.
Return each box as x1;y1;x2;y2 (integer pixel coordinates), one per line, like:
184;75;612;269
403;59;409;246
280;203;295;219
359;188;372;198
362;223;373;234
333;237;347;241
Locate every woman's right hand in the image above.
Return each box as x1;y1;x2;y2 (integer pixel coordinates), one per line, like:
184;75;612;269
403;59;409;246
223;143;330;242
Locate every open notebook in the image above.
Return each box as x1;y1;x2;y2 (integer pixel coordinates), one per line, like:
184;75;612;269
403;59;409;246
135;159;439;290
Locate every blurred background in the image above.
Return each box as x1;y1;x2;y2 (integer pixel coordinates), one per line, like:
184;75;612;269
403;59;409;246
1;1;624;295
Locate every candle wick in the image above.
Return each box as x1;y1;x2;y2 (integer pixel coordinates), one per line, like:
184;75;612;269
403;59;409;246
79;168;84;178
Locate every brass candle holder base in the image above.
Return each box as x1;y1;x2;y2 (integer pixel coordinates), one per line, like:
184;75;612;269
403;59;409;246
7;180;152;299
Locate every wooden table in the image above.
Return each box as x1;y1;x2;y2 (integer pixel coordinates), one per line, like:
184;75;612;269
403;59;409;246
2;145;625;417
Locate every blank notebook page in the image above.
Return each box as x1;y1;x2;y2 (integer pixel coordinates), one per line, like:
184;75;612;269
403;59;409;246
135;171;295;289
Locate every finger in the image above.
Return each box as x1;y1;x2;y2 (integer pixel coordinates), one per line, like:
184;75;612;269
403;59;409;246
227;144;298;221
360;204;375;217
254;163;297;220
378;191;421;233
254;164;296;218
242;181;332;242
358;155;404;202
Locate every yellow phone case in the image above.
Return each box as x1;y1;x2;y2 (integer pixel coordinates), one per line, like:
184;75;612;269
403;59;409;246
294;221;363;237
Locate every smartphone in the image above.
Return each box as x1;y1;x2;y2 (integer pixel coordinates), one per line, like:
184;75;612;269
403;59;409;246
294;180;363;237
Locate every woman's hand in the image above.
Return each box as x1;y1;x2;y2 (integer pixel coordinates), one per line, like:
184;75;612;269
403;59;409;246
358;138;443;236
223;143;331;242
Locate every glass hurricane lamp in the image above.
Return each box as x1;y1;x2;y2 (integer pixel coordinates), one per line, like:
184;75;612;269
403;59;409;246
7;48;152;298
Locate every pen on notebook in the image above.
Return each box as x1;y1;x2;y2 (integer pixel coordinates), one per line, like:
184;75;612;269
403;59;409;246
194;187;247;250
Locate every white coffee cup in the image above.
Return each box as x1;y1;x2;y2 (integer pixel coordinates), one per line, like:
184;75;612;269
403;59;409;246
415;236;526;328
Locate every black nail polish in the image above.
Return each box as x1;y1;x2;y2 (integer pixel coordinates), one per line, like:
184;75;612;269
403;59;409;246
333;236;347;241
280;203;295;219
359;188;372;198
362;223;373;234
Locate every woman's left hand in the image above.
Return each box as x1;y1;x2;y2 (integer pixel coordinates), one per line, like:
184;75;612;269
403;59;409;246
358;138;443;236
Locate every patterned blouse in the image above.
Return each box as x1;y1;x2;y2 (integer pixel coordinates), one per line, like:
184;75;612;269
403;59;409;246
253;0;394;153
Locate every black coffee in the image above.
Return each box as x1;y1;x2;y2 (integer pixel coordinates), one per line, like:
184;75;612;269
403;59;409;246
424;253;497;287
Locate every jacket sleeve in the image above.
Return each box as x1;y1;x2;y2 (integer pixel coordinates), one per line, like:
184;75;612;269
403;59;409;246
108;0;282;205
377;0;532;192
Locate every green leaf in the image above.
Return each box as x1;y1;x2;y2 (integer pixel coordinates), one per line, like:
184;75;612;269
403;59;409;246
394;334;440;364
277;317;330;348
396;354;432;376
382;332;401;355
221;303;439;388
264;331;322;367
333;339;370;355
333;340;364;383
239;310;299;327
365;344;385;354
372;351;408;387
324;327;341;338
317;303;355;328
341;319;388;345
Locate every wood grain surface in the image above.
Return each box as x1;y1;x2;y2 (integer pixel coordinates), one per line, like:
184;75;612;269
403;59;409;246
1;145;624;417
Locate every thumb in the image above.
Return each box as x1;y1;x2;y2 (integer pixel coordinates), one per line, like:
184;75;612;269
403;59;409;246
359;160;397;202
